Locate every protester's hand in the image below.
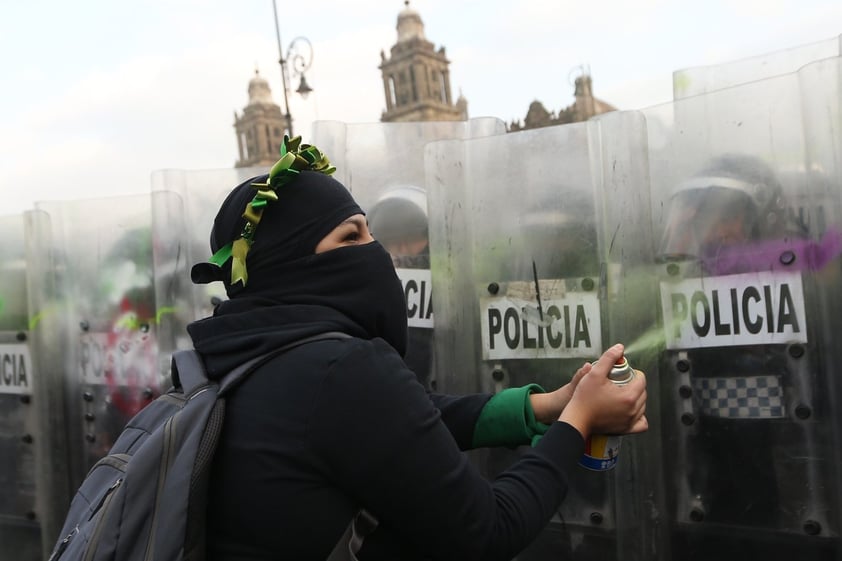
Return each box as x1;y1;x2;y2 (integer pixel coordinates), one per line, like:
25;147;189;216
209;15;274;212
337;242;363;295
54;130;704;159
529;365;589;424
559;343;648;439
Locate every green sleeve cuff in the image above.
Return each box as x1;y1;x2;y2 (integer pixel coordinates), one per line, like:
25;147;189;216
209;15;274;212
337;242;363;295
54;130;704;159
472;384;551;448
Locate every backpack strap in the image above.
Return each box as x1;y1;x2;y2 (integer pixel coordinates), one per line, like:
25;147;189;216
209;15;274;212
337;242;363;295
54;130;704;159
171;350;209;395
171;331;351;396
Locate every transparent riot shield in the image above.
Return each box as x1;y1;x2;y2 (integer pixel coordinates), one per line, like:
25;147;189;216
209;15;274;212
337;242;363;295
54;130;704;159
34;196;169;490
673;34;841;99
0;209;76;561
313;117;505;210
425;113;661;561
643;57;842;560
311;118;506;390
797;56;842;561
149;189;193;363
799;58;842;208
0;214;42;561
150;166;266;355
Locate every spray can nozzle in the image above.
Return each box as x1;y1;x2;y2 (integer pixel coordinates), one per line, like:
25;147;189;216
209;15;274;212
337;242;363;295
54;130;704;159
608;355;634;384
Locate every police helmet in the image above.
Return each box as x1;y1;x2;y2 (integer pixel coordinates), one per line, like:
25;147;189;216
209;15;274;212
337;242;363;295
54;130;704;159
659;154;788;261
368;185;429;251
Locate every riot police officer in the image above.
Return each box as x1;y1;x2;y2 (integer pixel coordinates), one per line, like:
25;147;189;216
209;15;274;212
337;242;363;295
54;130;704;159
657;153;840;560
368;185;435;389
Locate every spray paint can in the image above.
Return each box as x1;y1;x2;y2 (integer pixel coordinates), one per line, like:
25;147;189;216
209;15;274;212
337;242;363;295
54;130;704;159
579;355;635;471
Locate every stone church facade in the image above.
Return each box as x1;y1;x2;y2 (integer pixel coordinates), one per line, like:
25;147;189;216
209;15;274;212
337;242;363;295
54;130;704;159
232;2;618;166
233;70;287;168
508;73;617;132
378;1;468;123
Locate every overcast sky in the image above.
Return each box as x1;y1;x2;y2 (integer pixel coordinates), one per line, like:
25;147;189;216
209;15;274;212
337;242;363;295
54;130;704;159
1;0;840;216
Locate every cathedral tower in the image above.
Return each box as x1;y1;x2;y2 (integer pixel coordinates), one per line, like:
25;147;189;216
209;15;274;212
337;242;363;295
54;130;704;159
379;1;468;122
233;70;287;168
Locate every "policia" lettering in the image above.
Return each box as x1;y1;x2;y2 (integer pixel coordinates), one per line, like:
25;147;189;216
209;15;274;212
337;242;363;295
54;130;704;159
488;304;591;351
404;278;432;321
1;352;29;390
396;268;434;329
670;283;800;339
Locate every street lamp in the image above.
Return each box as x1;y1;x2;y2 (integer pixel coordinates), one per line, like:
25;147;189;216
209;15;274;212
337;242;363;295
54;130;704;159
272;0;314;137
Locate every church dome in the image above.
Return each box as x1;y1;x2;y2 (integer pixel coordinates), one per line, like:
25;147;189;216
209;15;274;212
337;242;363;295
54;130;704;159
397;0;426;42
247;70;275;105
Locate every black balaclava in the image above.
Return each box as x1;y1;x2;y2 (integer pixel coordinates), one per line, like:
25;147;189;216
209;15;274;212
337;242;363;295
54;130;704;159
191;170;408;356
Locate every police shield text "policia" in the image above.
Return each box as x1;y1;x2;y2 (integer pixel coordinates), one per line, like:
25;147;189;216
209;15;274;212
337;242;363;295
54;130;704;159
396;268;434;329
660;271;808;350
0;343;33;395
480;292;601;360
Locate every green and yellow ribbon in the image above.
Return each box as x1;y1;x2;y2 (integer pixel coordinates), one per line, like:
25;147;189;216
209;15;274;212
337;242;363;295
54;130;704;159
207;135;335;287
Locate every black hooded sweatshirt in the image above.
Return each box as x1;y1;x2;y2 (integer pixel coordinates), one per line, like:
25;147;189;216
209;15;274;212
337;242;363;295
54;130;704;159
189;300;584;561
189;170;585;560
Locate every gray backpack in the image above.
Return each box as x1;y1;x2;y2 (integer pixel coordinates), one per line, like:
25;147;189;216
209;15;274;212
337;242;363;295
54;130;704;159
49;332;375;561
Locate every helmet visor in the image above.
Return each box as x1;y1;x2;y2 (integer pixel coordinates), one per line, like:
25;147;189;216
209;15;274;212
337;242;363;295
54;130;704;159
659;187;758;261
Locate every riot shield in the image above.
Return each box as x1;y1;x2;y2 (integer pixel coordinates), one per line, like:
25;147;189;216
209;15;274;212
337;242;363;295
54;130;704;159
149;189;193;362
673;34;841;99
33;196;168;490
643;57;842;560
0;214;42;561
150;167;268;317
425;113;660;561
0;209;78;561
150;166;266;354
313;117;506;211
311;118;506;390
797;56;842;561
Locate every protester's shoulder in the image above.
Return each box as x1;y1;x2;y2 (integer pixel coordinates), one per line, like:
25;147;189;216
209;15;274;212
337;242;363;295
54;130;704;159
275;335;402;379
304;337;419;401
311;337;432;428
322;335;407;375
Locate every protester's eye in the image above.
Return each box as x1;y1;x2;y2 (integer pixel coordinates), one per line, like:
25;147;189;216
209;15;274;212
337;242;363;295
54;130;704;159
343;230;360;242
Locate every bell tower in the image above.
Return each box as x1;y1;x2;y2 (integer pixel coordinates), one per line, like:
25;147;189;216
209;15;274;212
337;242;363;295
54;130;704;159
379;1;468;122
233;70;287;168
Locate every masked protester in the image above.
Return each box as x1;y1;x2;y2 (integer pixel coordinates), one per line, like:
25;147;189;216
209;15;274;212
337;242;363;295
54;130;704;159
188;136;648;561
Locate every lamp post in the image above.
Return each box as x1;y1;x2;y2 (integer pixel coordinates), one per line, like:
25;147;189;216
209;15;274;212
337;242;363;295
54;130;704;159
272;0;314;137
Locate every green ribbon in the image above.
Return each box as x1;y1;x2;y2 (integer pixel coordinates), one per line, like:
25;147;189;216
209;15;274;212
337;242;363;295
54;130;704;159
209;243;233;268
202;134;336;287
